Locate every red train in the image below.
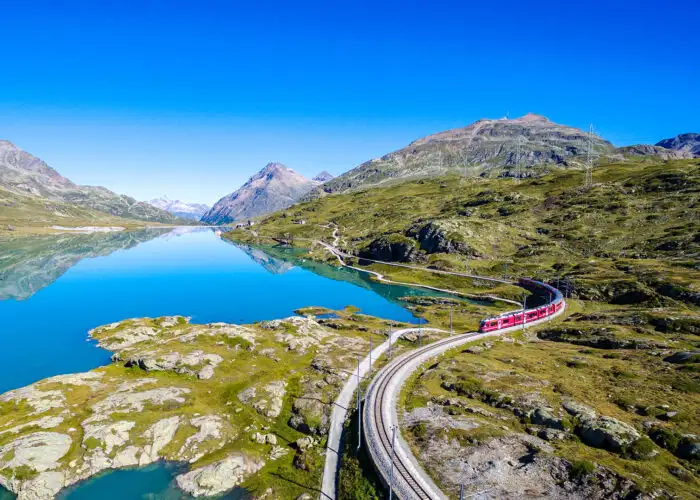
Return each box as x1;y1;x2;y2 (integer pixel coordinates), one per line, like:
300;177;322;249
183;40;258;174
478;278;565;333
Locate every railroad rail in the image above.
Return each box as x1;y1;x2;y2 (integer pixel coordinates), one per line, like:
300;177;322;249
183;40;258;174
313;225;567;498
362;307;567;500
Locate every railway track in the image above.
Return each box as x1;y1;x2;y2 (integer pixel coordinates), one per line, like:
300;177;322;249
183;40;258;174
362;307;567;500
314;224;567;498
363;332;482;500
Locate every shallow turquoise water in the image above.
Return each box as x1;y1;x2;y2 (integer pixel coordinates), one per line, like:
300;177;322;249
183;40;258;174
0;227;437;499
56;462;248;500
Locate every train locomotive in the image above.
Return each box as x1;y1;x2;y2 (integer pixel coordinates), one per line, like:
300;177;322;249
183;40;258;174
478;278;564;333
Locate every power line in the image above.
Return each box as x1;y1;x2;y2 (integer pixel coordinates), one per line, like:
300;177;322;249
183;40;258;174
368;336;372;376
449;305;453;336
516;136;522;182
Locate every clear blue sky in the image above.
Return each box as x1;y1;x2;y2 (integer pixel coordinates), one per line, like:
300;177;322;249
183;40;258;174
2;0;698;205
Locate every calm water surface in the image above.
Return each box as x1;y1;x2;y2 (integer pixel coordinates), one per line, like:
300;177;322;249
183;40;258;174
0;227;435;499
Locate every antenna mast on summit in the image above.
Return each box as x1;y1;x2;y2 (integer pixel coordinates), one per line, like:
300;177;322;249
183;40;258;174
585;124;594;188
516;138;520;182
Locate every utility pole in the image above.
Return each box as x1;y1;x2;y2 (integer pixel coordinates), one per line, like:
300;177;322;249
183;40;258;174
389;425;397;500
522;293;527;332
449;305;453;336
516;136;522;182
418;317;423;347
388;323;393;360
356;357;361;451
585;123;594;188
369;336;372;377
460;484;464;500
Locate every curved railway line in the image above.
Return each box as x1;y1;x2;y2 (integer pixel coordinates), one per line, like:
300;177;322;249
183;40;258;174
366;333;483;500
308;225;567;499
363;304;567;500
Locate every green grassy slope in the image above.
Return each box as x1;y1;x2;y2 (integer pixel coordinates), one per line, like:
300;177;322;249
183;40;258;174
227;158;699;305
225;158;700;496
0;186;184;234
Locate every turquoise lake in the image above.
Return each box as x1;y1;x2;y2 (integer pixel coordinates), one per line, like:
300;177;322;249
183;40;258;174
0;227;434;499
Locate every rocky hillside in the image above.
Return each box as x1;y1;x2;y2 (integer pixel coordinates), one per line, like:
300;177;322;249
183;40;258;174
0;140;183;224
614;144;695;160
657;133;700;157
227;157;700;305
201;163;318;224
308;113;615;197
148;196;209;221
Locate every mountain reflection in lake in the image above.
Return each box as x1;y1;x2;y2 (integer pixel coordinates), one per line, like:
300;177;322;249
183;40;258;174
0;227;435;392
0;228;172;300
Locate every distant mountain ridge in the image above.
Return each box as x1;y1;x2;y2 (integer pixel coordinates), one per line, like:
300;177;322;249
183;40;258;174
614;144;694;160
148;196;209;221
307;113;615;197
0;140;183;224
656;133;700;156
201;163;318;224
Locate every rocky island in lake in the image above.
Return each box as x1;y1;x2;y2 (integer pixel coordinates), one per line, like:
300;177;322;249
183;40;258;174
0;311;397;499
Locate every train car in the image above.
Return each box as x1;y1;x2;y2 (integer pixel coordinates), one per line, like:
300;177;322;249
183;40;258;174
478;278;564;333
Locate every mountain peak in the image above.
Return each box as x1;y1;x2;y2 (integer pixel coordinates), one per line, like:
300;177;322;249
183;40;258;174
259;162;289;175
312;171;335;183
202;163;316;224
511;113;551;123
315;114;615;196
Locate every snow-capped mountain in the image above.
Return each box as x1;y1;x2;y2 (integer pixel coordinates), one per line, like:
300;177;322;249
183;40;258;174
148;196;210;221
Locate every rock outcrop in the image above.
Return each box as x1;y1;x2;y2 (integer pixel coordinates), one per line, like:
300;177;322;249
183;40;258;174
359;234;419;263
411;425;646;499
537;326;661;350
244;381;287;419
175;453;264;497
407;221;480;256
563;401;640;452
122;350;223;380
663;350;700;364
